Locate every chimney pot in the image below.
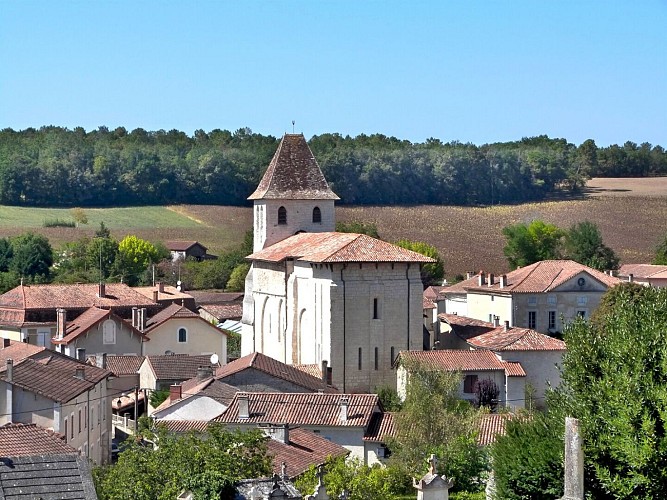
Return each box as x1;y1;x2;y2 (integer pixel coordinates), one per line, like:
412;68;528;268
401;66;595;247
628;273;634;283
75;367;85;380
339;395;349;422
95;353;107;369
6;359;13;382
488;273;495;286
2;338;10;348
466;271;473;280
139;308;146;331
132;307;138;328
152;290;159;302
169;384;182;401
321;360;328;382
493;316;500;327
504;321;510;332
478;271;485;287
98;282;106;298
238;393;250;419
499;274;507;288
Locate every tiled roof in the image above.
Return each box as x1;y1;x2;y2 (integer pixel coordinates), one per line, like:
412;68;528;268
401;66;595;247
0;454;98;499
200;303;243;321
467;327;566;351
465;260;622;294
155;377;238;412
155;420;211;433
293;364;323;379
248;232;435;264
55;307;146;345
478;413;514;446
0;423;76;456
619;263;667;279
441;274;481;295
103;355;145;376
188;291;244;306
438;314;496;340
0;308;25;327
143;354;220;381
398;350;525;377
267;427;349;477
248;134;339;201
0;283;157;311
144;303;199;330
215;353;337;393
214;393;379;428
165;241;205;252
112;390;145;411
363;412;397;442
134;285;195;302
0;342;111;403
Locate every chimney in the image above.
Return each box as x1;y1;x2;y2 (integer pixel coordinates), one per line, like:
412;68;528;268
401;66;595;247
97;282;106;298
274;423;289;444
628;273;634;283
157;282;164;293
238;393;249;419
499;274;507;288
152;290;159;302
488;273;495;286
139;308;146;331
75;367;85;380
6;359;13;382
56;308;67;339
493;316;500;328
169;384;182;401
95;353;107;369
466;271;473;280
2;338;10;348
197;365;213;380
327;366;333;386
339;395;349;422
76;348;86;362
321;360;328;382
132;307;138;328
504;320;510;332
478;271;485;286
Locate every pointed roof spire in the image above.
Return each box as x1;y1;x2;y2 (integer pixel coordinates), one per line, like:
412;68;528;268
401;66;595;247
248;134;339;201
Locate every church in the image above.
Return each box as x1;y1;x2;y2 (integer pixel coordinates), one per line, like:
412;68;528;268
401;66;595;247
241;134;432;392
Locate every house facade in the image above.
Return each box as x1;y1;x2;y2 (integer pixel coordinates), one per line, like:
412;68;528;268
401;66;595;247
618;264;667;287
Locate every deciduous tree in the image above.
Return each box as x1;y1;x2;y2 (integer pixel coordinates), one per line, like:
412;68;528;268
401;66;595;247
395;239;445;286
563;220;618;270
502;220;564;269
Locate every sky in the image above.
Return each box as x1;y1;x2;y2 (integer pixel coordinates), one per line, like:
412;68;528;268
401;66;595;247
1;0;666;146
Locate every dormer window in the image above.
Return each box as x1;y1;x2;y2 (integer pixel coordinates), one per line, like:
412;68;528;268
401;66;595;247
278;206;287;225
312;207;322;223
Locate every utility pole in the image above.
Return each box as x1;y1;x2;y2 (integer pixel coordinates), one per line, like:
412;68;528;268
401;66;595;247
134;386;139;435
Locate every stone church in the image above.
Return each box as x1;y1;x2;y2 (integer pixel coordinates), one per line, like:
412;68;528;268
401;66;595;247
241;134;432;392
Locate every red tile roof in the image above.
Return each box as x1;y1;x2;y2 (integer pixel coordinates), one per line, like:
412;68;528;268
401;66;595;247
215;353;337;393
467;327;566;351
439;314;496;340
165;241;206;252
134;285;195;302
248;232;435;264
267;427;349;477
363;412;397;442
143;354;220;381
188;291;244;305
200;304;243;321
0;423;77;456
293;364;323;379
248;134;339;201
441;274;481;295
398;350;525;377
53;307;147;345
102;355;145;376
478;413;514;446
155;420;211;433
464;260;622;294
214;393;379;428
0;283;157;311
619;264;667;279
154;377;238;412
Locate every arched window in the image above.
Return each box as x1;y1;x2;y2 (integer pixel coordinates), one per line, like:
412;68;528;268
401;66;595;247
278;206;287;225
178;327;187;343
312;206;322;223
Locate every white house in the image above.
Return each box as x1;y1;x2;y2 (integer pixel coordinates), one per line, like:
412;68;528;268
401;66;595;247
618;264;667;287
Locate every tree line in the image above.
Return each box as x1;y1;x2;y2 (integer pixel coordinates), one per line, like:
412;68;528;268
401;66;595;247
1;127;665;208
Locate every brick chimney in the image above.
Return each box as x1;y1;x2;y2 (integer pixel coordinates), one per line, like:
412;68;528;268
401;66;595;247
238;393;249;419
478;271;485;287
56;309;67;339
157;282;164;293
169;384;182;401
152;290;159;302
339;395;349;422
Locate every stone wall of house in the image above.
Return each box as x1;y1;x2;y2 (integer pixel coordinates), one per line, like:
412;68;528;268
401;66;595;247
143;317;227;361
62;318;142;359
220;368;323;393
499;350;563;409
466;293;513;327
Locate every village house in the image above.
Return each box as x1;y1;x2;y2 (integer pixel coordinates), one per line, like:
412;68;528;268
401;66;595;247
439;261;622;334
618;263;667;287
242;134;433;393
134;282;197;311
0;282;159;350
396;350;527;410
165;240;211;262
0;340;112;464
97;354;144;393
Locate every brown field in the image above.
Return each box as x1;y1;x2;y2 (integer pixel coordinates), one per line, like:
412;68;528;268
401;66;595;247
0;177;664;279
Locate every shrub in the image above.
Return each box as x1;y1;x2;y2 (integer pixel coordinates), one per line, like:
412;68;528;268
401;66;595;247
43;218;75;228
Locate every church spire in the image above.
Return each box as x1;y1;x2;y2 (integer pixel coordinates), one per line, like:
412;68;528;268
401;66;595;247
248;134;339;201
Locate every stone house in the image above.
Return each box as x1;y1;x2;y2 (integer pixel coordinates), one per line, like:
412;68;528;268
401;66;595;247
0;340;112;464
242;134;433;393
618;264;667;287
165;240;210;262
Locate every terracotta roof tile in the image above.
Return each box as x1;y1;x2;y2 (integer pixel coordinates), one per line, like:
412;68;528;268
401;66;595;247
144;354;220;381
155;420;211;433
398;350;525;376
0;423;77;456
442;274;481;295
467;327;566;351
215;353;337;393
248;134;339;201
267;427;349;477
292;364;323;379
438;314;496;340
134;285;195;302
214;393;379;428
478;413;514;446
165;241;206;252
155;377;238;412
200;304;243;321
618;264;667;279
188;291;244;305
363;412;397;442
55;307;146;345
102;355;145;376
248;232;435;264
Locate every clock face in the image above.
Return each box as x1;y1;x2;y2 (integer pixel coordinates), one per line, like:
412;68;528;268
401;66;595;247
577;277;586;286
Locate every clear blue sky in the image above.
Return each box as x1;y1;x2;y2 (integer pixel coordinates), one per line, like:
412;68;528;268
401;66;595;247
1;1;665;146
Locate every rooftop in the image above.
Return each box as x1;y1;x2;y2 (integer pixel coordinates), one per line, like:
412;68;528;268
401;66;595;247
466;326;566;351
143;354;220;381
478;413;514;446
54;307;146;345
200;303;243;321
398;350;526;377
101;354;145;376
248;232;435;264
134;284;195;303
0;423;76;456
165;240;206;252
618;263;667;279
248;134;339;201
363;412;397;442
187;290;244;306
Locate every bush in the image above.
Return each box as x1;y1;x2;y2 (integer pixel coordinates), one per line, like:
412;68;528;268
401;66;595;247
43;218;75;228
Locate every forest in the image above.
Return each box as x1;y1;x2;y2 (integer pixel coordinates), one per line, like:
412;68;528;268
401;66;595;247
0;126;665;207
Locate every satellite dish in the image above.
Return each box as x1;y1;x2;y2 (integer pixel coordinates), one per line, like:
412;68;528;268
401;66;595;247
210;353;219;365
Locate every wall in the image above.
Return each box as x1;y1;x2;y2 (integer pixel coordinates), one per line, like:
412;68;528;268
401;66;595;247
466;293;513;326
220;368;323;393
143;317;227;361
444;295;468;317
61;318;143;359
498;350;564;409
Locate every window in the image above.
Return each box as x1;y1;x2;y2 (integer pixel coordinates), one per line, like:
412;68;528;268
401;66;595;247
464;374;478;394
547;295;557;306
577;310;586;318
103;320;116;345
78;409;82;434
577;296;588;306
64;418;68;442
548;311;556;330
373;298;380;319
178;328;187;343
390;346;395;367
374;347;378;371
528;311;536;329
358;348;362;370
70;413;74;439
278;206;287;225
528;296;537;306
312;206;322;223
